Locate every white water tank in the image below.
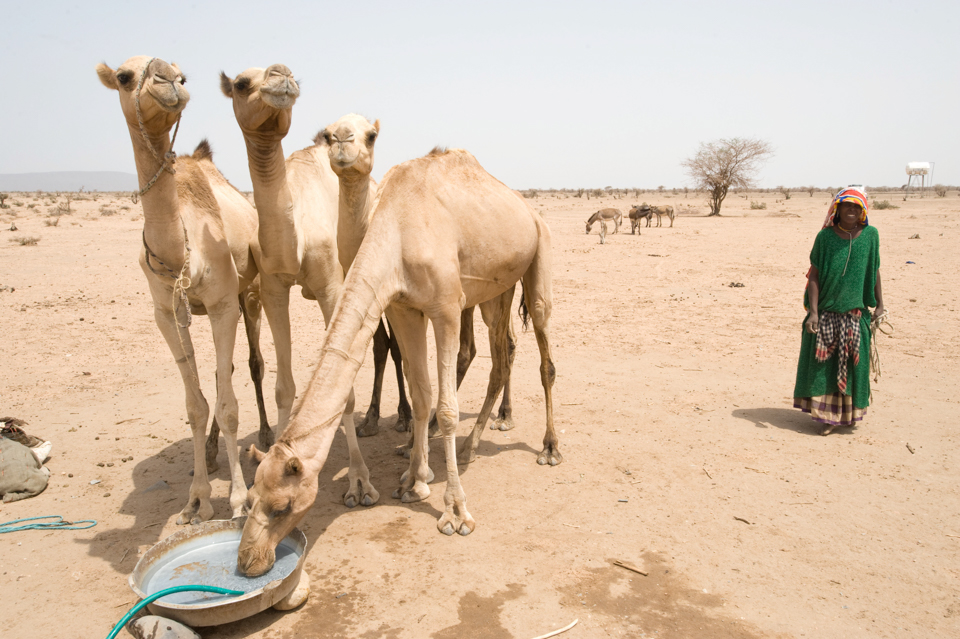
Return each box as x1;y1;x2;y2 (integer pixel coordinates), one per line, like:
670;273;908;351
906;162;931;175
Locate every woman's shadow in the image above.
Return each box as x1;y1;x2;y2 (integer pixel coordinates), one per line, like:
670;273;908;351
732;406;852;437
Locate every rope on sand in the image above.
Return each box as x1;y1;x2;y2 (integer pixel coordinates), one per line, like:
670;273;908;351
528;618;579;639
0;515;97;533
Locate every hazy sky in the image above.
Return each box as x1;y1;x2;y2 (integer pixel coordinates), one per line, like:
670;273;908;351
4;0;957;190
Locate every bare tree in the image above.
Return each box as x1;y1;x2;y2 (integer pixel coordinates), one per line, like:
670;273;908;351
681;137;773;216
778;185;791;200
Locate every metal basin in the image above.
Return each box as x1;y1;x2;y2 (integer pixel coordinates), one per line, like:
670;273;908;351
129;517;306;627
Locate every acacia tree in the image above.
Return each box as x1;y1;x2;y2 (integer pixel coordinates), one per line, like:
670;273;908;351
681;137;773;216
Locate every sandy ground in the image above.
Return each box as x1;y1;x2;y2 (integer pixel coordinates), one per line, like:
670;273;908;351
1;189;958;639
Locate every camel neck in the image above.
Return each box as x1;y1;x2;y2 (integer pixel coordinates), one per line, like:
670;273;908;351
337;174;374;273
243;136;300;275
128;123;186;267
282;225;401;444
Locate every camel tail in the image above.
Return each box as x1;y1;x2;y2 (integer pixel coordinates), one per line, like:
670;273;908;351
518;279;530;331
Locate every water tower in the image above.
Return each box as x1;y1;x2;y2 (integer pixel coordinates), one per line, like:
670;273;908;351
905;161;934;198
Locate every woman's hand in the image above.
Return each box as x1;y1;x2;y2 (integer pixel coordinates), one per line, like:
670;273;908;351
872;305;886;321
805;312;819;334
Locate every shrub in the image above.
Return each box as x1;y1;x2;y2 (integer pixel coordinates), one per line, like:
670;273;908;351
935;185;947;197
11;236;40;246
99;205;118;216
873;200;899;210
749;201;767;210
44;217;60;227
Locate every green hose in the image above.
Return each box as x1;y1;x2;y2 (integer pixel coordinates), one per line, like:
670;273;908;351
105;585;244;639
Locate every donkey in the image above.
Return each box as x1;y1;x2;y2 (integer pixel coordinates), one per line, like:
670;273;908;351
585;208;622;235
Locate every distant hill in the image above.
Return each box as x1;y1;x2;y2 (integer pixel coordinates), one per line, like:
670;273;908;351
0;171;138;192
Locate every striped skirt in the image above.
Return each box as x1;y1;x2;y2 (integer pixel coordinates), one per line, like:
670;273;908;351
794;393;866;427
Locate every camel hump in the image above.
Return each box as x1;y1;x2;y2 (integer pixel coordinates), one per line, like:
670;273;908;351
192;139;214;161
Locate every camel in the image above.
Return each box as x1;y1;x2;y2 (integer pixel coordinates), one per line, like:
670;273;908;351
628;204;651;234
585;208;622;234
237;147;558;577
96;55;287;524
318;113;518;447
220;65;388;508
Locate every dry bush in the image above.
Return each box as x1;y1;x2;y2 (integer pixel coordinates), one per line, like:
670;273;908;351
44;217;60;227
873;200;899;210
750;201;767;210
523;189;538;199
935;185;947;198
11;235;40;246
99;204;118;216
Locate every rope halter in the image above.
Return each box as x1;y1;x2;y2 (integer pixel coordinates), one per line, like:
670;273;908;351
132;57;182;204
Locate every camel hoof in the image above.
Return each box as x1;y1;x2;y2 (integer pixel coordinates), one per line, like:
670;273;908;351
274;572;310;610
492;416;515;432
392;488;402;499
395;409;413;433
401;483;429;503
344;494;358;508
361;494;377;507
457;450;477;466
439;522;456;536
395;445;411;459
356;414;380;438
459;523;474;536
537;448;563;466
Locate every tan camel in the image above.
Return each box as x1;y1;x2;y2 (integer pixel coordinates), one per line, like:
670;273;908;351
220;65;383;509
96;56;285;524
585;208;622;234
237;147;558;577
318;114;518;446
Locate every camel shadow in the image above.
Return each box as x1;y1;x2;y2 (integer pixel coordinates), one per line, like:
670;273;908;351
77;417;442;577
732;406;842;437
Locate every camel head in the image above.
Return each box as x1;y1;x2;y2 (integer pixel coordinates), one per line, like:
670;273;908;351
238;442;320;577
220;65;299;141
96;56;189;136
317;114;380;179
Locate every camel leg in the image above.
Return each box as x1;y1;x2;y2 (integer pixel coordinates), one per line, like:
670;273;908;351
258;274;295;440
356;320;389;437
388;307;434;502
387;319;414;433
492;315;516;431
432;306;476;535
459;288;514;465
239;289;273;450
150;297;215;525
424;308;474;440
523;226;562;466
342;387;379;508
206;297;248;518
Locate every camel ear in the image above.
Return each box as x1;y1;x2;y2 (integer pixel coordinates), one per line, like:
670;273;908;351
219;72;234;98
373;119;380;133
284;457;303;476
313;129;330;147
248;444;267;463
97;63;118;91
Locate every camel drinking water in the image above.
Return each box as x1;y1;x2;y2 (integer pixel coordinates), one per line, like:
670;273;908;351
238;146;559;577
585;208;622;235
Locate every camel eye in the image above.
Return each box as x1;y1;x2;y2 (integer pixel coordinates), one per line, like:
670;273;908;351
270;503;291;518
117;72;132;86
366;131;377;145
179;74;187;85
235;78;250;92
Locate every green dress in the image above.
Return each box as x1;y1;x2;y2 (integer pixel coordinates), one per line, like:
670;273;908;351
793;225;880;409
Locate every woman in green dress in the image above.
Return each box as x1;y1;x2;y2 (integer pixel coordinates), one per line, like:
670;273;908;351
794;187;885;435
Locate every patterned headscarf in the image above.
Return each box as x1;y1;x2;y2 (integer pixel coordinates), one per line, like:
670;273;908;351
822;187;869;228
